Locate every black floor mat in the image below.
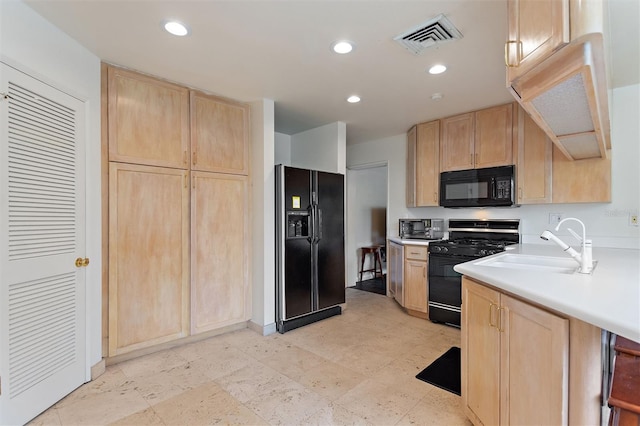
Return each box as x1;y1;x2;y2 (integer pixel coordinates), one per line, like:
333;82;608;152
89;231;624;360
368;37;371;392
415;346;461;396
351;276;386;295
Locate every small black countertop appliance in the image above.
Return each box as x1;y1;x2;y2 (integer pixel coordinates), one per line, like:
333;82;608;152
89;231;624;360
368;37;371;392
399;218;444;240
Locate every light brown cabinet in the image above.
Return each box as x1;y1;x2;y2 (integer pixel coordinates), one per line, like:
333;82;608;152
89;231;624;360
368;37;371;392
191;172;249;334
403;245;428;318
387;240;404;305
104;64;251;357
108;163;190;356
515;105;552;204
506;0;605;83
407;121;440;207
107;67;190;169
552;145;611;203
462;276;569;425
190;91;249;175
440;112;474;172
440;104;513;172
515;105;611;204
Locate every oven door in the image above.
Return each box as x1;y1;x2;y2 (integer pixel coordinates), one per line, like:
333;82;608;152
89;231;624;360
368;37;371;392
428;253;473;326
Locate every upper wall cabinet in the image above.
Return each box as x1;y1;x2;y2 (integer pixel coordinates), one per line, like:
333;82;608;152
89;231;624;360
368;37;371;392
440;103;513;172
190;91;250;175
440;112;474;172
506;0;610;160
505;0;604;83
515;105;552;204
108;67;190;168
407;121;440;207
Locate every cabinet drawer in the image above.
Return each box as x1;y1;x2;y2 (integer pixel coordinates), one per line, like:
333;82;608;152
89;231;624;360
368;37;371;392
405;246;428;261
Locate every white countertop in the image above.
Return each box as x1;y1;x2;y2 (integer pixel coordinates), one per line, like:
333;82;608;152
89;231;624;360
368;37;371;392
387;237;440;246
454;244;640;342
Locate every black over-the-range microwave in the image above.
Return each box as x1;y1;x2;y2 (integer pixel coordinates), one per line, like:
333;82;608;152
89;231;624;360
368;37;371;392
439;165;515;208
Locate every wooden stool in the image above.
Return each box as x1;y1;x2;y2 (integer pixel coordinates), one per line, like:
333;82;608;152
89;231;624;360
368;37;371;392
359;245;383;282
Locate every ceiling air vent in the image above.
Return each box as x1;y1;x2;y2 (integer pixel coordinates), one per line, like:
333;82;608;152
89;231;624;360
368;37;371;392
394;14;463;55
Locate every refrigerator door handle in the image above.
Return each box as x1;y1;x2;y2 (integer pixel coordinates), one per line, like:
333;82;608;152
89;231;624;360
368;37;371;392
307;204;315;244
316;208;323;243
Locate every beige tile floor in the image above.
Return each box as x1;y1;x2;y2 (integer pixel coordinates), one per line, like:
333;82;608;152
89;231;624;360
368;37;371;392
30;288;471;426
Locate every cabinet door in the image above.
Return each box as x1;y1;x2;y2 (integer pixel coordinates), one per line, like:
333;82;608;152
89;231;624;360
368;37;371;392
107;66;189;168
415;121;440;206
393;244;405;306
516;105;552;204
108;163;189;356
403;259;427;314
190;91;249;175
387;242;398;297
462;277;501;426
191;171;249;334
440;113;474;172
474;104;513;169
552;145;611;203
406;126;417;207
500;294;568;425
506;0;568;82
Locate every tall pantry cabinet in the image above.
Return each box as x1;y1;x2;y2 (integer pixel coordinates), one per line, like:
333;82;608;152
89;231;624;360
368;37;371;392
103;64;250;356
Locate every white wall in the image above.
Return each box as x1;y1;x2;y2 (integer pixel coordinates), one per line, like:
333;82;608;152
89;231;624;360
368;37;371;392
291;122;346;173
1;1;102;376
250;99;277;335
347;84;640;250
346;166;387;285
274;132;291;166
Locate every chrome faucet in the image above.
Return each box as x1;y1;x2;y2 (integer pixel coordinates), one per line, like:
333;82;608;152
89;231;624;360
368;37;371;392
540;217;593;274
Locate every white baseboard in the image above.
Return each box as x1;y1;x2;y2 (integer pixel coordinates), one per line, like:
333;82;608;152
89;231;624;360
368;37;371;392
248;320;277;336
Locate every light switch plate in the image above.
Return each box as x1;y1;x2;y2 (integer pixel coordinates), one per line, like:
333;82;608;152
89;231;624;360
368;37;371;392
549;213;562;225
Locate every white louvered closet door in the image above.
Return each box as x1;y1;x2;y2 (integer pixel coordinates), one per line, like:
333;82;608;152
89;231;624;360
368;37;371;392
0;63;86;425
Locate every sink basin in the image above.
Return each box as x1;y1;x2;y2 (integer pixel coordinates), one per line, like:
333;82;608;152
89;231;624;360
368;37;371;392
475;253;579;274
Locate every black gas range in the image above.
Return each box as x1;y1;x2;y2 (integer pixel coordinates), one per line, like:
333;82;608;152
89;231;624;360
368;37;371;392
428;219;520;327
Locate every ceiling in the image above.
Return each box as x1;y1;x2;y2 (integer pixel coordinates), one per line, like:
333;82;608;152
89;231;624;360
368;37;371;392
25;0;639;145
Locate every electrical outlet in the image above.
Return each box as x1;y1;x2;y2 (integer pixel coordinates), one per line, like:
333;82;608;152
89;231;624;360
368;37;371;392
630;214;638;226
549;213;562;225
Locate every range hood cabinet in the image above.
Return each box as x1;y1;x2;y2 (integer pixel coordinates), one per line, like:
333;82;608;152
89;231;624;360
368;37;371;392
509;33;610;161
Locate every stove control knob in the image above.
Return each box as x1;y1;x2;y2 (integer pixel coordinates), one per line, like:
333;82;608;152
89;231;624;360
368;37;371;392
442;246;449;253
432;246;440;252
479;249;487;256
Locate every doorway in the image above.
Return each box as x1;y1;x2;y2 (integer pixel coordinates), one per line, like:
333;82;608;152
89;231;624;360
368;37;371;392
346;163;388;289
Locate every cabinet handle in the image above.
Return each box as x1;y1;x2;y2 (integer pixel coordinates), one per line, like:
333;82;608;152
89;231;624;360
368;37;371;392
470;153;473;165
193;150;198;165
505;41;521;67
475;153;478;165
518;187;523;201
489;303;497;328
497;307;505;332
183;150;187;165
433;192;437;203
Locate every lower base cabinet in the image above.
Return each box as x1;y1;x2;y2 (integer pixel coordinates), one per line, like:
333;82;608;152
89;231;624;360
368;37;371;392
387;240;404;304
404;245;428;317
388;242;428;318
462;276;569;425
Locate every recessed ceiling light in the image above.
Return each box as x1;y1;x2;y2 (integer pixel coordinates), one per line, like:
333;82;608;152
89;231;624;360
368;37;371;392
332;41;355;54
347;95;361;103
428;64;447;75
164;20;190;36
431;93;444;101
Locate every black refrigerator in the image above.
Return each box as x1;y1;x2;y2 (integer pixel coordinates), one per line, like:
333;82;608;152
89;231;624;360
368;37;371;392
276;165;345;333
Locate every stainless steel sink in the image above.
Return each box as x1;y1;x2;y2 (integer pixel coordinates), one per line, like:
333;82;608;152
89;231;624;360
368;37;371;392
474;253;581;274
